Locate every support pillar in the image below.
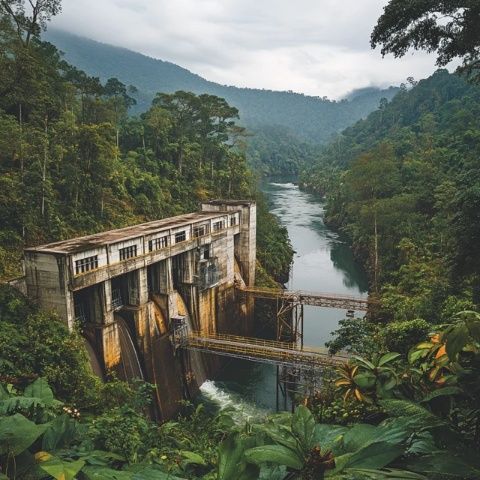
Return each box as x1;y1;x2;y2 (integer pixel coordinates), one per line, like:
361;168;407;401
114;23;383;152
100;279;120;370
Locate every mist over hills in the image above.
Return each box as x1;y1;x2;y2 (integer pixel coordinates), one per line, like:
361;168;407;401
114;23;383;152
44;29;399;144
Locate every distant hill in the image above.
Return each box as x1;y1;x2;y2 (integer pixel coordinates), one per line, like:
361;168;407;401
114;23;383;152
44;29;399;144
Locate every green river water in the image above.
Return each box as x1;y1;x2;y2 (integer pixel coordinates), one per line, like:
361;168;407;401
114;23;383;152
200;181;368;418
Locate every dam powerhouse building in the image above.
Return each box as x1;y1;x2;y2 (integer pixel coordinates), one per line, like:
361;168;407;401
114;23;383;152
23;200;256;419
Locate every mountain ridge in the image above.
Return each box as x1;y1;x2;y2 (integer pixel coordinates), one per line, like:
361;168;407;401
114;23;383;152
44;28;399;143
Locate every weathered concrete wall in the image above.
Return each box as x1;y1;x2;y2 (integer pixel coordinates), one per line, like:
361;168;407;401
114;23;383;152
24;251;75;330
201;201;256;288
23;201;257;420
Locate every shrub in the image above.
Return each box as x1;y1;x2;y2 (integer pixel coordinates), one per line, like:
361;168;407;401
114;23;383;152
381;318;430;353
89;406;158;463
326;317;380;356
0;285;102;409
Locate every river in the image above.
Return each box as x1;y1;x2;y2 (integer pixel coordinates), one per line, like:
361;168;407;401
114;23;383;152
200;181;368;418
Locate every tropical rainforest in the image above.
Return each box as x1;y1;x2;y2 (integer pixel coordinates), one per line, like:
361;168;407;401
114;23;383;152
42;29;399;176
1;0;480;479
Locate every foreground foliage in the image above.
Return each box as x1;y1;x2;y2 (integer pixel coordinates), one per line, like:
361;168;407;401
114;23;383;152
1;308;480;479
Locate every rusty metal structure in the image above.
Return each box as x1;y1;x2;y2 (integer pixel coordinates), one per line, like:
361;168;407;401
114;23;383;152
237;286;370;311
235;286;368;408
173;329;349;369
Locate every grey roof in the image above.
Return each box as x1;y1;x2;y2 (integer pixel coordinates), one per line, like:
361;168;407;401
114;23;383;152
25;211;237;255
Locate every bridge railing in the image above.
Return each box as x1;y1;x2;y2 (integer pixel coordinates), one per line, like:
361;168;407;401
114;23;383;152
235;286;370;310
175;329;350;369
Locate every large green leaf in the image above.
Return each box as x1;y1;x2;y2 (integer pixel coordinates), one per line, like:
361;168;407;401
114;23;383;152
353;355;375;370
445;324;469;360
312;424;347;454
244;445;303;470
378;352;401;367
217;434;259;480
291;405;315;450
258;465;287;480
83;467;133;479
420;386;462;403
378;399;444;428
405;453;480;477
42;414;77;451
408;347;429;364
375;416;422;445
0;395;44;415
342;424;379;452
24;378;55;405
254;423;298;451
354;372;376;389
0;414;47;456
343;442;405;470
78;449;125;466
38;456;85;480
128;465;187;479
345;468;426;479
180;450;206;466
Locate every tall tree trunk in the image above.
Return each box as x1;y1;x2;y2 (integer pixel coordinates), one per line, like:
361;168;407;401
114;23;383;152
178;147;183;174
142;127;146;156
41;115;48;217
115;104;119;156
18;103;24;174
373;208;379;293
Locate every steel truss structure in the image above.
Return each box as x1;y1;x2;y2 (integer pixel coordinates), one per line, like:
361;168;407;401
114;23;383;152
173;330;348;369
237;286;370;311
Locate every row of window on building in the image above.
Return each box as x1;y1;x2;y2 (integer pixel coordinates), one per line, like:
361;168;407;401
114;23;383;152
73;216;238;275
75;255;98;275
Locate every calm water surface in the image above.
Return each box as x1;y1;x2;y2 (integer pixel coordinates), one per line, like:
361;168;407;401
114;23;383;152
200;181;368;415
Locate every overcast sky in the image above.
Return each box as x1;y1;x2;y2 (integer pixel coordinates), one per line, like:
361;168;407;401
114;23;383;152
50;0;449;99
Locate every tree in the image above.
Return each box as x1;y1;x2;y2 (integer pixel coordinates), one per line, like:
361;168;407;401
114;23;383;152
104;77;136;149
0;0;62;47
371;1;480;82
345;143;401;291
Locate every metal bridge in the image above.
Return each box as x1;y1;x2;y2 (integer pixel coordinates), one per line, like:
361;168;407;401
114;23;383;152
173;329;349;370
237;286;370;311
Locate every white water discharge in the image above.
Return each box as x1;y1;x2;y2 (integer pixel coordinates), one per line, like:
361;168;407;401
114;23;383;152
199;380;268;423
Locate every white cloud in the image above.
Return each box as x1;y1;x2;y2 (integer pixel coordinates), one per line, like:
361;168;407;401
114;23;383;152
50;0;452;99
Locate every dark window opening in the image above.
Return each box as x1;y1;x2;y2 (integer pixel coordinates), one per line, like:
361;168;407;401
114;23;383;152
175;231;186;243
75;255;98;275
213;221;224;232
200;245;211;260
193;225;207;238
119;245;137;261
230;216;237;227
149;236;168;252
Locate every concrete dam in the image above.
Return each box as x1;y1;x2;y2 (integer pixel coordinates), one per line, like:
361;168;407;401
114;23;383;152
23;200;256;420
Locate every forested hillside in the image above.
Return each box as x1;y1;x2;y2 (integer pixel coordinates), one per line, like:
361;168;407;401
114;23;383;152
0;18;292;282
301;69;480;324
43;29;399;145
246;125;322;176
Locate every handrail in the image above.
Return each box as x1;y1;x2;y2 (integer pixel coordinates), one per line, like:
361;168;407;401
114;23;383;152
176;330;349;369
236;286;372;310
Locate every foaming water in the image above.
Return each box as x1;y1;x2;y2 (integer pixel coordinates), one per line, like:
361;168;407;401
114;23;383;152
199;380;268;423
